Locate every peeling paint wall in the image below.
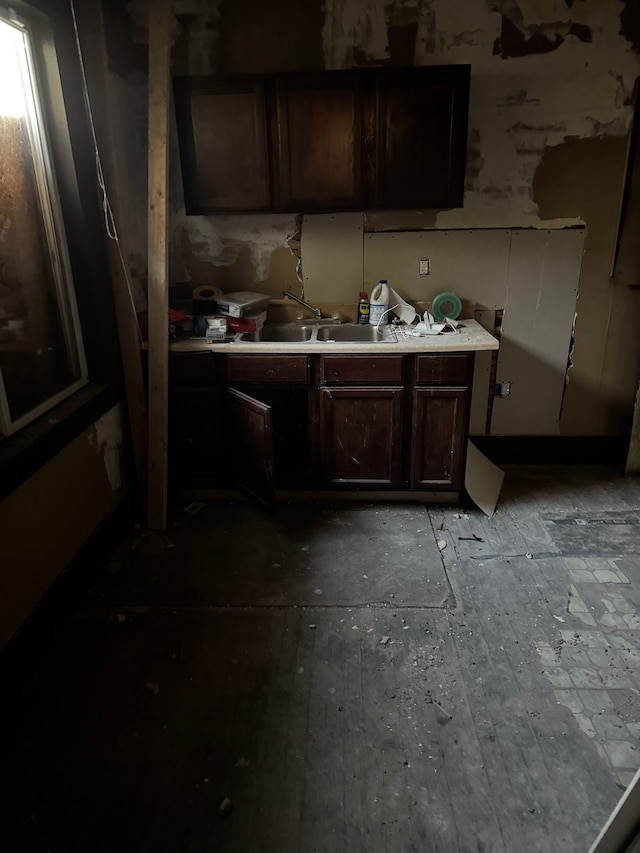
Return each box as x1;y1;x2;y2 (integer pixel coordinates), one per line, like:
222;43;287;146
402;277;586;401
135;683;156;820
178;212;302;297
92;0;640;435
169;0;639;231
89;405;125;492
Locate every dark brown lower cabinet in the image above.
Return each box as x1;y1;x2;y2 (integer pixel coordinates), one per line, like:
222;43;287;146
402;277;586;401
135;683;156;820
409;387;468;490
319;387;404;488
169;351;474;499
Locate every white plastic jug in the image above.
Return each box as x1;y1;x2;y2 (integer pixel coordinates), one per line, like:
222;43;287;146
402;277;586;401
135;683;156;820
370;279;390;326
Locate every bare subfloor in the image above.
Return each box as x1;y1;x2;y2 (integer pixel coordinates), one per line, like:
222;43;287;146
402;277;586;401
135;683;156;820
2;466;640;852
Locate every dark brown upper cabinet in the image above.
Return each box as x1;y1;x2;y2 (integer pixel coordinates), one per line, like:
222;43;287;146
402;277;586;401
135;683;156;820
373;65;470;210
272;72;364;211
173;65;470;215
173;77;272;213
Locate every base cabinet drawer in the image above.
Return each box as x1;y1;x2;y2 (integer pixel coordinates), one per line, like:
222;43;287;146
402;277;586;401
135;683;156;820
320;355;404;385
409;387;468;490
415;353;473;385
226;355;309;384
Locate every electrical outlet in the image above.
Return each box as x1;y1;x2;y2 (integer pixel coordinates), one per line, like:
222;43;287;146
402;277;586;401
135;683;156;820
419;258;430;275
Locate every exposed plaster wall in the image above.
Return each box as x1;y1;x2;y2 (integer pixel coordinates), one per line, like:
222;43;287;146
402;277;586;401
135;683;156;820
169;1;639;246
321;0;638;229
216;0;324;74
129;0;223;75
322;0;389;68
89;405;125;492
178;213;301;296
115;0;640;434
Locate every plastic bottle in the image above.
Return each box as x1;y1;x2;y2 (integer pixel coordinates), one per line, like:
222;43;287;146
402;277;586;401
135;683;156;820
357;291;370;324
370;279;390;326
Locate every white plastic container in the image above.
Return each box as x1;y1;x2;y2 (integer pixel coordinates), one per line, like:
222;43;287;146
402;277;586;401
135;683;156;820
370;279;390;326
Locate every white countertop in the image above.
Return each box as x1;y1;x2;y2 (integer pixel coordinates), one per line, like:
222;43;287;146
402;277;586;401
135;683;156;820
169;318;499;355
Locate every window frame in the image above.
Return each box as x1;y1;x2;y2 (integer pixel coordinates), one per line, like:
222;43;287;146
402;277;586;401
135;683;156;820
0;5;89;437
0;0;126;494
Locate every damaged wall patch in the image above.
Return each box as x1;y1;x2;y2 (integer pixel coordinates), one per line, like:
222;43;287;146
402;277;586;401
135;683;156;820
621;0;640;53
89;406;124;492
494;15;565;58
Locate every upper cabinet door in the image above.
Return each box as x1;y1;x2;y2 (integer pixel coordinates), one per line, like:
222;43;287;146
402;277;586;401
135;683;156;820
174;77;272;213
374;65;470;210
272;72;364;211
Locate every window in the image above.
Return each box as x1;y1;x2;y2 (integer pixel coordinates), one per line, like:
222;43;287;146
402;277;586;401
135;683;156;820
0;6;87;437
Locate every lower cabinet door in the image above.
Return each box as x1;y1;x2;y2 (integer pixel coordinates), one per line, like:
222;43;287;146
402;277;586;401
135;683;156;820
319;386;403;488
410;387;468;490
228;387;276;509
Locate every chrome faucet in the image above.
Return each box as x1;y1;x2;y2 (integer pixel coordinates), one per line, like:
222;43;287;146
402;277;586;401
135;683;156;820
283;290;323;320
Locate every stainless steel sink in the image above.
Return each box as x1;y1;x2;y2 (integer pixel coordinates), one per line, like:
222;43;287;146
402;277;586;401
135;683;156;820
316;323;397;343
240;324;314;342
237;322;398;344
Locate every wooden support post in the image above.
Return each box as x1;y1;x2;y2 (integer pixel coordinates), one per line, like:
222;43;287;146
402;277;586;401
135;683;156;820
146;0;171;530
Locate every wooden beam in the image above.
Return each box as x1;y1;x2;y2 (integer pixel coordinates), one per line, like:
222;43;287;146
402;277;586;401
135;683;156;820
146;0;172;530
107;244;149;508
71;0;149;510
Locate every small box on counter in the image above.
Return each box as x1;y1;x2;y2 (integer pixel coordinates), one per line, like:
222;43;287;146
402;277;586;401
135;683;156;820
225;311;267;335
216;291;271;318
205;316;227;342
194;310;267;338
194;314;221;337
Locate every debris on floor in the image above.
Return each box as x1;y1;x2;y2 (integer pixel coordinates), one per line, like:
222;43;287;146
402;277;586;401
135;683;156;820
2;471;639;852
218;797;233;818
184;501;205;514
